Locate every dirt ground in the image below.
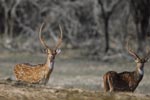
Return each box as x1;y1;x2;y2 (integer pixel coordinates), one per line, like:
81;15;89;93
0;82;150;100
0;51;150;100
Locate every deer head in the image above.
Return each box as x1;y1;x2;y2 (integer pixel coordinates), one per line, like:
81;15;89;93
39;23;63;60
126;41;150;74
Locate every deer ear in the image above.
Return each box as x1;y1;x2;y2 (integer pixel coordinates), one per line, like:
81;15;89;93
145;58;149;62
56;49;61;54
43;48;50;54
135;58;140;63
42;48;47;53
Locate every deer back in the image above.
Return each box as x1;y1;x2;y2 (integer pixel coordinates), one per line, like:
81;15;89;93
14;63;49;83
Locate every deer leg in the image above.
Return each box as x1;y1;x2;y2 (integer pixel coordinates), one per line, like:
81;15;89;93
107;76;114;92
103;75;110;92
40;75;49;85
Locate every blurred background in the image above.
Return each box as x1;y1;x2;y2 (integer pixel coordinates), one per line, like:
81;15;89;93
0;0;150;94
0;0;150;57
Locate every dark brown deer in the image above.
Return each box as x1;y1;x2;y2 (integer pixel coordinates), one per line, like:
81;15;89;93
103;42;150;92
14;23;63;85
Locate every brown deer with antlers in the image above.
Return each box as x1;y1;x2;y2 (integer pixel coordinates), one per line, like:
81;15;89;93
103;42;150;92
14;23;62;85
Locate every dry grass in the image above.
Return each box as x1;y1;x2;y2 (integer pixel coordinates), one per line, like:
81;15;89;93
0;51;150;99
0;83;149;100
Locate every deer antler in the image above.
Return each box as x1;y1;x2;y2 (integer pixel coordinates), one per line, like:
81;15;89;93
126;40;140;60
54;25;63;50
39;23;49;48
144;48;150;61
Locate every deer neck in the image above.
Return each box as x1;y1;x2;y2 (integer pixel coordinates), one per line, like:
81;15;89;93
45;55;55;70
134;64;144;82
136;63;144;75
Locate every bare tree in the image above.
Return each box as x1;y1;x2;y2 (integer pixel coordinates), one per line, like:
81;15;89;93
98;0;121;53
129;0;150;51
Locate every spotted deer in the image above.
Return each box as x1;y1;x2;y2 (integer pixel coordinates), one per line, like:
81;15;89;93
14;23;62;85
103;42;150;92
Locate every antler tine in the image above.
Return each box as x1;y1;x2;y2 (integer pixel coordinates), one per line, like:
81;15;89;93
144;48;150;60
39;23;49;48
54;24;63;50
126;40;140;59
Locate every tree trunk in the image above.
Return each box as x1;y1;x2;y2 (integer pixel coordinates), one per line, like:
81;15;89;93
104;17;109;53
